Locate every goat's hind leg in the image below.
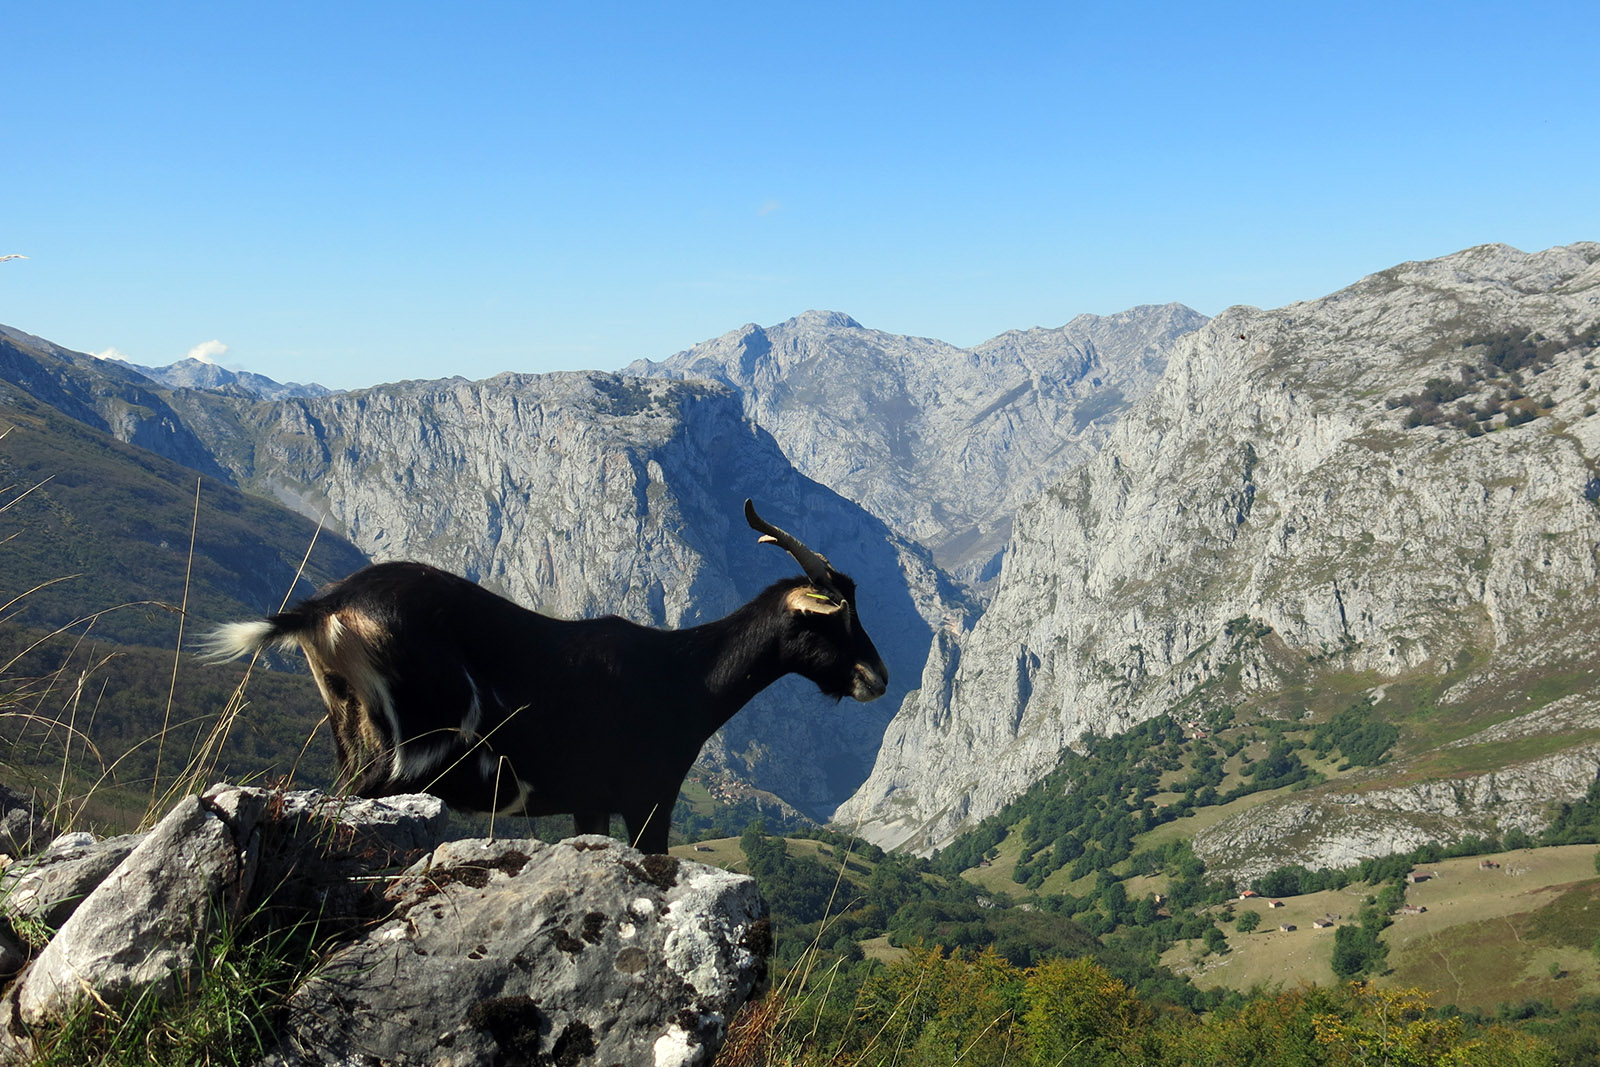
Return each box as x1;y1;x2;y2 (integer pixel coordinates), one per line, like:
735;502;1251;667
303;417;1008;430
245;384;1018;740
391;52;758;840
342;747;399;799
413;742;531;814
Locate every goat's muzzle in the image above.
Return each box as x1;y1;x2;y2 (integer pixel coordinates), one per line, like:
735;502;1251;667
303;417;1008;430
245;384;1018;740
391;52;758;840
851;661;888;702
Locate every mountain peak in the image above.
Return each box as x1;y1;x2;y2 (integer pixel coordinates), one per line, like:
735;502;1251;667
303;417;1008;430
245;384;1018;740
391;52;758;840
779;310;863;332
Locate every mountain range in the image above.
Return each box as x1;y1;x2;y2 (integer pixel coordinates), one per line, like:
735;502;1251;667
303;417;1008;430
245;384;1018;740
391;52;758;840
626;304;1207;587
4;241;1598;881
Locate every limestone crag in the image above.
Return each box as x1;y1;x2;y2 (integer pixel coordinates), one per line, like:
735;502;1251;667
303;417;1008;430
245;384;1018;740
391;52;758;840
837;242;1600;877
263;836;767;1067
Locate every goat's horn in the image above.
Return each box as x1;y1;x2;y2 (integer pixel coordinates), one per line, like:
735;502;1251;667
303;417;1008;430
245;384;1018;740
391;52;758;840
745;499;833;586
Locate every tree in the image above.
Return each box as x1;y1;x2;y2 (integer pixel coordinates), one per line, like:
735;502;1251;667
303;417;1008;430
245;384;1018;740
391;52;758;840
1236;910;1261;934
1311;984;1474;1066
1330;923;1388;979
1021;957;1152;1067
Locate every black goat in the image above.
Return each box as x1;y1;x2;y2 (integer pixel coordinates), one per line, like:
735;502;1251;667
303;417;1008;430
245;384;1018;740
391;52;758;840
203;500;888;853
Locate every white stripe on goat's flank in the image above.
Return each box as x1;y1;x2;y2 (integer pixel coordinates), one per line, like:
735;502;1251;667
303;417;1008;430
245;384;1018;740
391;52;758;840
395;734;456;783
461;669;483;743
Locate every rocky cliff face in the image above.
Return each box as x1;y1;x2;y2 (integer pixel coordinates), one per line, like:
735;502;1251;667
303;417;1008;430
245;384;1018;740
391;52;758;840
165;372;952;818
837;242;1600;877
625;305;1208;586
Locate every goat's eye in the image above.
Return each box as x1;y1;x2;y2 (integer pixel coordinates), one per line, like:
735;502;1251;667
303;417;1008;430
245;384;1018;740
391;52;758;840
804;592;837;605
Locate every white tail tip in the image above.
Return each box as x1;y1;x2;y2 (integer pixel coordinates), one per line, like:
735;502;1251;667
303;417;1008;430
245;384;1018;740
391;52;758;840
196;620;281;662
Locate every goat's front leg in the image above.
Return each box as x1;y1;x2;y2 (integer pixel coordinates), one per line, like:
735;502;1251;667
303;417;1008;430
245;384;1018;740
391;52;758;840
572;812;611;839
624;801;673;855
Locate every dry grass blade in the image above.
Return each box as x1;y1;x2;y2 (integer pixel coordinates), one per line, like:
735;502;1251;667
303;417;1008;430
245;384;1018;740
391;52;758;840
146;514;329;818
147;478;203;825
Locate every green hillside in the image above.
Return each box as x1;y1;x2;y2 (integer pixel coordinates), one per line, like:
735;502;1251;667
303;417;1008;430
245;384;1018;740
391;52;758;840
2;371;368;834
0;387;368;646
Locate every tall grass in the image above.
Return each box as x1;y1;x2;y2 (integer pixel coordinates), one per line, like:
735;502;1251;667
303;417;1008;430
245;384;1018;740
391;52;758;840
718;823;933;1067
16;899;330;1067
0;467;330;838
0;472;338;1064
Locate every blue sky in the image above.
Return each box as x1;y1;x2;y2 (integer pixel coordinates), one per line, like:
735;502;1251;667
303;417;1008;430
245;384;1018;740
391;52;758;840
3;2;1596;390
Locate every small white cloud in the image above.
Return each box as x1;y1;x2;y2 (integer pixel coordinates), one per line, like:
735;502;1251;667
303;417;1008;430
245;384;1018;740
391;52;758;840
93;347;133;364
759;199;782;217
186;339;228;364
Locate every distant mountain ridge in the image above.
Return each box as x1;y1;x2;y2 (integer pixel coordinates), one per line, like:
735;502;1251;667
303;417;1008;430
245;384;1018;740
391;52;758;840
124;356;334;400
625;304;1208;586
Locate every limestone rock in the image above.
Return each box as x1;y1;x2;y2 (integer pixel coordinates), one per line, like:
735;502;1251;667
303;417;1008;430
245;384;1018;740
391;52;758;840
0;831;143;930
0;787;447;1042
216;786;449;926
261;836;768;1067
10;793;261;1027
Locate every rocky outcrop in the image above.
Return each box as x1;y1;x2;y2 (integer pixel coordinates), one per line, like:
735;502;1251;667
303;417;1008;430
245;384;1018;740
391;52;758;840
1193;749;1600;885
837;242;1600;872
1;787;446;1043
627;305;1208;584
0;831;142;931
264;837;766;1067
0;787;767;1066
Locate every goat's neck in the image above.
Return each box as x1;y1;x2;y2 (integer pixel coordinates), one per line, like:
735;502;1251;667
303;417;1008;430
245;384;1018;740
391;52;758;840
673;592;798;730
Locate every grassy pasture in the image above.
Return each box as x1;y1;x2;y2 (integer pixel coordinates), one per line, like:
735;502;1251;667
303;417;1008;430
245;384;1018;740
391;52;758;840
955;817;1033;896
1160;844;1600;1006
671;835;749;871
1385;844;1600;1010
1163;885;1362;991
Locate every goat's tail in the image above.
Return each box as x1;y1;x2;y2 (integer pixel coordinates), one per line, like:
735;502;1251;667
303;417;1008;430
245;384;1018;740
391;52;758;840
197;611;312;663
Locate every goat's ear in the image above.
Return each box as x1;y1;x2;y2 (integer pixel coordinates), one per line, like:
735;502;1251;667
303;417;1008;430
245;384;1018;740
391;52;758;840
784;586;845;616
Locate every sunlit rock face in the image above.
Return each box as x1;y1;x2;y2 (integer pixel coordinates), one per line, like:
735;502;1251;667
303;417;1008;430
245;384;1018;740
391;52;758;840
838;242;1600;876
